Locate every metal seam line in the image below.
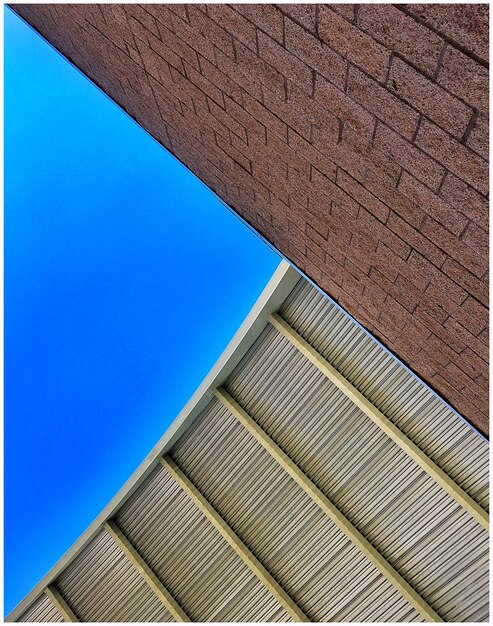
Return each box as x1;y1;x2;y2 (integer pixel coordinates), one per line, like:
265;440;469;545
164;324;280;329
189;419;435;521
214;388;443;623
44;586;78;623
103;519;190;622
159;455;310;622
269;313;489;532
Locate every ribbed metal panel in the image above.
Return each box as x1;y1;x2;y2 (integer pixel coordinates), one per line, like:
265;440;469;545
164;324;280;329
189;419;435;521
12;270;488;623
225;322;488;621
115;465;288;622
278;281;489;509
18;595;64;623
170;398;422;622
56;528;173;622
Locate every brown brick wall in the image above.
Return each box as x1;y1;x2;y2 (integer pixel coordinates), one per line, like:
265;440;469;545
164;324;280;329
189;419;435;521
13;4;489;434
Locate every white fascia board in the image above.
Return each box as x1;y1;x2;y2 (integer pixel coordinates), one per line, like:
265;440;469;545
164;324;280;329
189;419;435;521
7;259;300;623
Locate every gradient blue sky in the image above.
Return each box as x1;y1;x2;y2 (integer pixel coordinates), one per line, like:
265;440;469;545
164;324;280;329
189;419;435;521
5;8;280;614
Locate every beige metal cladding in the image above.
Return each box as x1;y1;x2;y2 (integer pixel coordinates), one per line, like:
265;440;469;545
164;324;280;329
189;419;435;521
9;262;489;622
160;455;310;622
223;280;488;621
269;312;489;531
103;520;190;622
114;462;291;622
276;279;489;512
214;387;442;622
55;527;175;622
43;587;78;623
19;594;65;623
170;397;421;622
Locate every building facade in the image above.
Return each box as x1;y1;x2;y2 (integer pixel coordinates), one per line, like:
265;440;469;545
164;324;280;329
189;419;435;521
12;3;489;435
8;262;489;622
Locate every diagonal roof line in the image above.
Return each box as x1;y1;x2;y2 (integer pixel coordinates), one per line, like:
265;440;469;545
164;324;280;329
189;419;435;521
6;259;300;623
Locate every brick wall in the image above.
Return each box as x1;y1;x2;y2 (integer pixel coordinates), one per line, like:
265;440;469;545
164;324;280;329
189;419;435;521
13;4;488;434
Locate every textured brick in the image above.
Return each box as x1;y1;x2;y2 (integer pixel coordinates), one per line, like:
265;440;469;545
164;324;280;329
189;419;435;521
347;65;419;140
438;45;488;113
284;17;347;90
337;125;402;185
425;280;468;316
167;7;217;65
318;7;390;81
154;20;200;70
405;3;488;63
398;171;468;236
207;5;257;52
453;297;488;338
126;5;160;39
356;207;411;260
187;6;235;58
223;96;266;144
135;38;174;84
348;237;374;275
198;55;245;106
421;217;487;278
441;257;488;306
291;86;343;143
310;168;359;218
467;112;488;159
262;85;312;139
287;129;337;181
415;303;467;353
242;93;287;142
15;3;489;434
358;4;444;75
336;169;389;223
371;243;403;284
425;334;461;367
99;5;136;49
278;4;317;34
144;33;188;76
166;4;189;23
232;39;286;101
444;318;488;362
433;374;487;434
373;122;445;191
182;62;225;108
207;98;247;143
387;213;446;268
415;297;448;325
315;73;375;136
330;4;357;22
215;134;252;173
388;57;473;138
460;347;488;381
415;119;488;195
234;4;284;43
439;173;488;230
461;223;488;267
363;169;423;230
258;30;313;95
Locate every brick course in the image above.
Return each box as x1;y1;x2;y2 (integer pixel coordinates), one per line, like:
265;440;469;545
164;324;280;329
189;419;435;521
13;3;488;434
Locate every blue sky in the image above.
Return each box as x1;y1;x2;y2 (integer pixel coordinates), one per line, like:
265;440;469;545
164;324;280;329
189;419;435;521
4;8;279;614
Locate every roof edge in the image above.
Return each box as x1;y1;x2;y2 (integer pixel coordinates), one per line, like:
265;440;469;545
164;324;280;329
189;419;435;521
7;259;301;622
